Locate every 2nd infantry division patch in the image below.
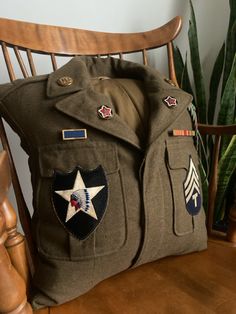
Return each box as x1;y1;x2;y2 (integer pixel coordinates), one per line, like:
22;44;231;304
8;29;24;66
52;165;108;240
183;156;201;215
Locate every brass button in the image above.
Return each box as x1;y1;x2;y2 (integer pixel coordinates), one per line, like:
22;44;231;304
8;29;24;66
57;76;73;87
164;78;176;87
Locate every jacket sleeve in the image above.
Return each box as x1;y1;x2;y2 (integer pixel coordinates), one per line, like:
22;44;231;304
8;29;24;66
0;81;30;152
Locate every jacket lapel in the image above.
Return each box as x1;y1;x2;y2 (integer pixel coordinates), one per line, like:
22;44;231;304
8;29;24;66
55;86;142;149
146;85;193;146
47;56;192;150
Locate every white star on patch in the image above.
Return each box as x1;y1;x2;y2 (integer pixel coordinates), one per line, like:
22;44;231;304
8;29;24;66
55;170;105;222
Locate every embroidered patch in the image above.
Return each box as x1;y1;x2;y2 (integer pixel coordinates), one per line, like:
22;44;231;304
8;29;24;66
183;156;201;215
98;105;113;119
163;96;178;108
52;166;108;240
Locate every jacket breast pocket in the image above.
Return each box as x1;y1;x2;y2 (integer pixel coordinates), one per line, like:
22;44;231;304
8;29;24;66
35;141;127;261
166;139;203;236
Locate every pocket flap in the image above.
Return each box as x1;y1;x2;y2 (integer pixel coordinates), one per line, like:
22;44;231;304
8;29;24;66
167;139;196;170
166;138;201;236
38;141;119;177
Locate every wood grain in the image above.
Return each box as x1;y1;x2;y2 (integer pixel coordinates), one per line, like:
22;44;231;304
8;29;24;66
0;152;32;314
0;17;182;55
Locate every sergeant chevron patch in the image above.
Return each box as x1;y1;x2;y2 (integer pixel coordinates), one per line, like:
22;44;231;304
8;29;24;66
183;156;201;215
52;165;108;240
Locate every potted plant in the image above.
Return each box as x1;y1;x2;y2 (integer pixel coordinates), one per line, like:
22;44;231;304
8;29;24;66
174;0;236;231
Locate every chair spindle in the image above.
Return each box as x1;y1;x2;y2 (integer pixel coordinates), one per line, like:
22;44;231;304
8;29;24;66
167;42;178;86
119;52;123;59
50;53;58;71
142;49;148;65
1;42;16;81
13;47;29;78
26;49;37;76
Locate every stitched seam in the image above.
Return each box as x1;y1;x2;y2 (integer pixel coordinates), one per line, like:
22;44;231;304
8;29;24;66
0;74;48;102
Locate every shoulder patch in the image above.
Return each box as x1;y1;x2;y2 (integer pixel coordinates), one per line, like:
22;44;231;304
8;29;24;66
52;165;108;240
183;156;201;215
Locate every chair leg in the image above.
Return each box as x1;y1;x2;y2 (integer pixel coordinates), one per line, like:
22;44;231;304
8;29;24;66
227;202;236;243
0;209;33;314
1;198;31;287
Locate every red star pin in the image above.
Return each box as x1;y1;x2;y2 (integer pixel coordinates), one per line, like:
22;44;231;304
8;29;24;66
98;105;113;119
163;96;178;108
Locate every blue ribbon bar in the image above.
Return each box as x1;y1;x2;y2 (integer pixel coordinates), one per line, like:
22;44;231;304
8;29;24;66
62;129;87;140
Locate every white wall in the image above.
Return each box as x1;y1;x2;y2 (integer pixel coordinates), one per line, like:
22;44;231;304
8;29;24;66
0;0;230;229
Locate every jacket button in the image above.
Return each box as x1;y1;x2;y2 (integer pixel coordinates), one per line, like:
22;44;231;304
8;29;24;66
57;76;73;87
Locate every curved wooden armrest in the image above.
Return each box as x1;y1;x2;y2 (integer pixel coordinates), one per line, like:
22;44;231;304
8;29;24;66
197;124;236;242
198;123;236;135
0;152;32;314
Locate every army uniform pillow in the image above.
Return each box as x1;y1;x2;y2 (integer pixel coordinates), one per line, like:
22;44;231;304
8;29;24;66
0;56;207;309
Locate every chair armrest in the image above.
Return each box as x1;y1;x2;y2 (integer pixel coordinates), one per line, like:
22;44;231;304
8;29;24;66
0;151;33;313
198;123;236;135
0;207;32;314
198;123;236;242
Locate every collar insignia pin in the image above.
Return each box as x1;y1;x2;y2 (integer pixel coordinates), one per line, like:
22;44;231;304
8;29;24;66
98;105;113;119
163;96;178;108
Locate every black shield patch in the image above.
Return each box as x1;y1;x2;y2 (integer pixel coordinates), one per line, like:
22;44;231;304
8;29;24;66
52;165;108;240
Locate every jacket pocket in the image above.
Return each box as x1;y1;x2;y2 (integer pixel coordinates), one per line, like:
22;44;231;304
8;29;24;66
36;141;127;260
166;138;202;236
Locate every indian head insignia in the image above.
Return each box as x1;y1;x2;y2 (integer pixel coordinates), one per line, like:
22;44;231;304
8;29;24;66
52;165;108;240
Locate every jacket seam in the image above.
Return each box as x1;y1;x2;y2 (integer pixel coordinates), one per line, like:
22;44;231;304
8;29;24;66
0;75;48;102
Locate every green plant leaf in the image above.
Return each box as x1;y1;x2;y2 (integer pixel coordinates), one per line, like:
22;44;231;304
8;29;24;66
208;43;225;124
181;53;195;102
222;1;236;92
173;47;195;104
188;0;207;123
214;135;236;222
173;46;184;87
218;53;236;156
218;53;236;125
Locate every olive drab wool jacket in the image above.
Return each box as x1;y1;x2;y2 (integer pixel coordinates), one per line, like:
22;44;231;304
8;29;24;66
0;56;207;308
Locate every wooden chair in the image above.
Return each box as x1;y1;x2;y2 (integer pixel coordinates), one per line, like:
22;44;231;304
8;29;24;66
0;16;235;314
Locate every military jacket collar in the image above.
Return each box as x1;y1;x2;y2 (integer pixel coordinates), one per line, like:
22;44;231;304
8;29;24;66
47;56;192;150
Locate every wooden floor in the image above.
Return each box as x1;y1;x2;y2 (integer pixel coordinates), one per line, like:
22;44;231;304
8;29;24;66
35;237;236;314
